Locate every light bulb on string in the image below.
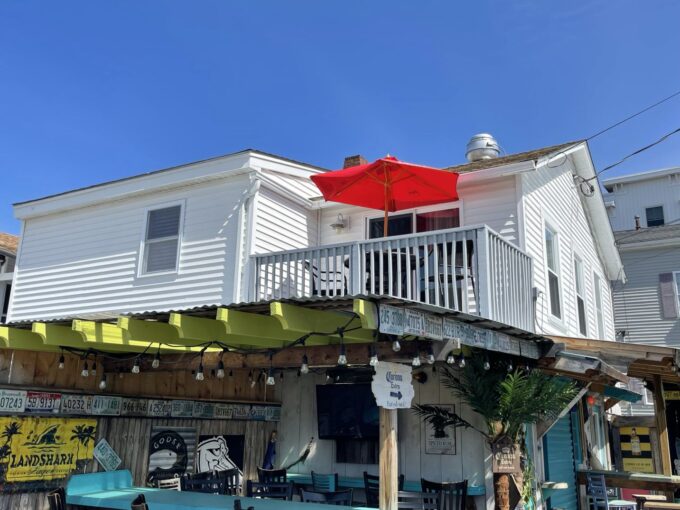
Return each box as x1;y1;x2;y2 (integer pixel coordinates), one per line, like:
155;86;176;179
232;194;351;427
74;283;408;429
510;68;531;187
446;353;455;365
337;344;347;366
483;356;491;371
216;360;225;379
152;349;161;369
412;355;422;368
131;358;140;374
58;353;65;370
300;354;309;375
392;338;401;352
91;358;97;377
426;346;435;365
457;355;466;368
195;355;205;381
507;360;513;372
369;344;379;367
80;360;89;378
98;374;107;391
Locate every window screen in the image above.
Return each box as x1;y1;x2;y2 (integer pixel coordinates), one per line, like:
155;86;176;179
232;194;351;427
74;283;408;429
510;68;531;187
143;205;182;274
646;206;664;227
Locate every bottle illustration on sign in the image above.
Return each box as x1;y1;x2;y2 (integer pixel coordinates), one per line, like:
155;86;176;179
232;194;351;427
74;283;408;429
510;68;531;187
630;427;641;456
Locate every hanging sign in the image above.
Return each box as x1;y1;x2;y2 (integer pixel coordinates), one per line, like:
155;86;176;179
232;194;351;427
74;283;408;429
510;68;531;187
60;394;92;415
0;389;27;414
404;309;427;336
25;391;61;414
91;395;122;416
425;404;457;455
93;438;122;472
379;304;406;336
371;361;414;409
491;441;521;473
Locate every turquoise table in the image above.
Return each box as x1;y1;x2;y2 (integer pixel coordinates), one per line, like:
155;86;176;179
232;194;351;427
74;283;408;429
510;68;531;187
287;473;486;496
66;470;374;510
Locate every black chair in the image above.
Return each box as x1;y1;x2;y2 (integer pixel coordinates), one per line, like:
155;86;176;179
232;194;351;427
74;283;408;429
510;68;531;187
421;479;467;510
47;488;66;510
131;494;149;510
398;490;440;510
363;472;405;508
311;471;339;492
300;489;354;506
305;261;347;296
257;467;287;483
217;468;241;495
234;500;255;510
246;480;294;501
182;471;221;493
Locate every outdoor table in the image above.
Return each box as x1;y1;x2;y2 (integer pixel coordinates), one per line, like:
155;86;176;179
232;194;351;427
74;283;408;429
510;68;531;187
576;470;680;492
287;473;486;496
66;470;375;510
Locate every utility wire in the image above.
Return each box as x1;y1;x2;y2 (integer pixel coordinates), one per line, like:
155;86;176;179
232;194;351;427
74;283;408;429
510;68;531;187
586;88;680;142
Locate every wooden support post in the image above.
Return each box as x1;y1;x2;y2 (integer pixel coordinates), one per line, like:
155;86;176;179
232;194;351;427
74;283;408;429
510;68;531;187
380;407;398;510
653;376;673;476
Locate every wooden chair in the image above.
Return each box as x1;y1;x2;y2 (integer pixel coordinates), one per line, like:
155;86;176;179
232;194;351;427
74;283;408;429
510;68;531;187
398;490;440;510
635;494;668;510
157;474;182;490
586;473;636;510
363;472;405;508
246;480;294;500
300;488;354;506
257;467;287;483
130;494;149;510
421;479;467;510
47;487;66;510
311;471;339;492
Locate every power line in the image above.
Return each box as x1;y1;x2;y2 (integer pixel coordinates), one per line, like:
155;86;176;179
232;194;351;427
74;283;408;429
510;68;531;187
587;88;680;142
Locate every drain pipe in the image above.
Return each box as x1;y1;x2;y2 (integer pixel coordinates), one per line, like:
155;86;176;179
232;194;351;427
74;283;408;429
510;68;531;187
232;171;261;303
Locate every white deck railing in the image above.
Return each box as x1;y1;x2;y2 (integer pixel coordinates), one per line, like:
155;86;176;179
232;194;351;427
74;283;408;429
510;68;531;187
249;225;534;332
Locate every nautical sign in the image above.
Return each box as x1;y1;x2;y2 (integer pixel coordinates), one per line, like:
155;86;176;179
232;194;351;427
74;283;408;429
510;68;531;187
93;438;122;472
371;361;415;409
0;389;27;413
377;304;540;358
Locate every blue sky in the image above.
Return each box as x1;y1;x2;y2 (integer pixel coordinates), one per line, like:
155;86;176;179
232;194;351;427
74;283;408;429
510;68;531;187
1;1;679;233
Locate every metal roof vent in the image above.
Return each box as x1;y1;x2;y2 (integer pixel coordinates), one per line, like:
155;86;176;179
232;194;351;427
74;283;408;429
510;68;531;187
465;133;500;162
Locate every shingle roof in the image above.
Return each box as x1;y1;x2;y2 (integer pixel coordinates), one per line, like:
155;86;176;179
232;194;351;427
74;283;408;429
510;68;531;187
614;224;680;245
445;141;584;173
0;233;18;254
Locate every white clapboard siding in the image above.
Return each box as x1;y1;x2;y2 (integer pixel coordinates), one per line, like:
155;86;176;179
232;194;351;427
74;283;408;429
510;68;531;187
522;159;616;340
9;175;249;322
260;168;321;200
612;247;680;347
277;370;486;490
318;176;519;246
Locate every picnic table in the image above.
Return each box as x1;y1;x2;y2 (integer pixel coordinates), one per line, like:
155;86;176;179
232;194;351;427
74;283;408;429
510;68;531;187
66;470;374;510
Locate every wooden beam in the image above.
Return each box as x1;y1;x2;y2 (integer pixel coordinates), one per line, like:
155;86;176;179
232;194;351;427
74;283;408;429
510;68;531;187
353;299;379;330
0;327;60;352
32;323;105;351
270;302;373;342
654;375;673;477
216;308;323;347
379;407;398;510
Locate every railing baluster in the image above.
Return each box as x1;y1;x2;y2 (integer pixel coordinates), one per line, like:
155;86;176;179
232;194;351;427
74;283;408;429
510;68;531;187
396;238;402;298
405;240;412;301
433;234;440;307
442;234;449;309
461;231;469;313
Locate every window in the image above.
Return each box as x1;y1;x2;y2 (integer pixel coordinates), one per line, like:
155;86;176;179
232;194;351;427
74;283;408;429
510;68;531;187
416;208;460;233
645;206;665;227
142;205;182;274
574;256;587;336
368;214;413;239
544;224;561;319
594;273;605;339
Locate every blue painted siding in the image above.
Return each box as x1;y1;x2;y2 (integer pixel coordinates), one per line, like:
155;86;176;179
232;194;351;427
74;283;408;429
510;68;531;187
544;413;578;510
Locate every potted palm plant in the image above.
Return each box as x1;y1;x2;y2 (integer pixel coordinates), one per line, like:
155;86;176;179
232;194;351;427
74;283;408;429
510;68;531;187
413;352;577;510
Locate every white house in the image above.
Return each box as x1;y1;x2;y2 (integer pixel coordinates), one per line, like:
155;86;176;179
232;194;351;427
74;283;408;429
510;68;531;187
0;233;18;323
6;137;624;509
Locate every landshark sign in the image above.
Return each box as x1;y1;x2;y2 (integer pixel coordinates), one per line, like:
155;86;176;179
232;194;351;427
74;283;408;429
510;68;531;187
371;362;414;409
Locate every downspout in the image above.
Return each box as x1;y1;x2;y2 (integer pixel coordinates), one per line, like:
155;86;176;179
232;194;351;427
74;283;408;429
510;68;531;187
231;171;261;304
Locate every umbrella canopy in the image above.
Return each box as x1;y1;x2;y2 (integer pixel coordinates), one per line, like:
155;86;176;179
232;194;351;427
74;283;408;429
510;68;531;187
311;156;460;236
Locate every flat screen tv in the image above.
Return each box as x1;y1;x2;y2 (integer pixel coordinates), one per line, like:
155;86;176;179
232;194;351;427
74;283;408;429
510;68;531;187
316;384;379;440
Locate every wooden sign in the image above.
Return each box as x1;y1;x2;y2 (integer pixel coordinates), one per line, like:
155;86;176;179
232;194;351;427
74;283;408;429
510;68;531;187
491;442;521;473
371;362;414;409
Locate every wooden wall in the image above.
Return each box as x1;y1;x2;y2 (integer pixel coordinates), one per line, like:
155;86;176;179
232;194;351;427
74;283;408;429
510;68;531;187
0;349;282;510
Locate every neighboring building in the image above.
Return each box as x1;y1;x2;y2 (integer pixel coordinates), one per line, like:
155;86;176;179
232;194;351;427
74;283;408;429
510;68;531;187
6;139;624;505
604;167;680;416
0;233;18;323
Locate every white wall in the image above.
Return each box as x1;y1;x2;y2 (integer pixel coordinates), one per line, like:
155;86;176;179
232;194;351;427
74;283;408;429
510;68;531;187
605;172;680;232
277;368;487;488
521;159;616;340
9;175;250;322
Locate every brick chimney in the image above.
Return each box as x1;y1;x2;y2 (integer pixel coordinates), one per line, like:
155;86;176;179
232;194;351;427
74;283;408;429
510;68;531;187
343;155;368;168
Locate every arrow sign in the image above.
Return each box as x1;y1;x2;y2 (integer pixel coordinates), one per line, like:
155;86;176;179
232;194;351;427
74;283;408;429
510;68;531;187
371;362;414;410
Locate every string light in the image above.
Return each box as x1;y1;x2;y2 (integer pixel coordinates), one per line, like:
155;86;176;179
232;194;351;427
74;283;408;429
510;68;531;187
80;360;89;378
426;346;435;365
152;349;161;369
369;344;379;367
412;355;422;368
58;353;65;370
507;360;513;372
98;374;107;391
483;356;491;371
131;358;140;374
446;353;455;365
392;338;401;352
216;349;226;379
91;358;97;377
300;354;310;375
337;344;347;366
195;355;205;381
457;354;466;368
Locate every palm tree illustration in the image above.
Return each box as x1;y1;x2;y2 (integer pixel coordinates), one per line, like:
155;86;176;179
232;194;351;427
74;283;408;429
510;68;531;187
70;424;96;472
0;421;21;478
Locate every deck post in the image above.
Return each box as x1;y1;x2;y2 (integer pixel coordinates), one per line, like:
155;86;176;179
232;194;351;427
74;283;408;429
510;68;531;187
476;227;492;319
351;242;362;295
379;407;398;510
653;375;672;476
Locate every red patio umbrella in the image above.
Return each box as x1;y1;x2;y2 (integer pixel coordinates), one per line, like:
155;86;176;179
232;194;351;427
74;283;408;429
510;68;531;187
311;156;460;237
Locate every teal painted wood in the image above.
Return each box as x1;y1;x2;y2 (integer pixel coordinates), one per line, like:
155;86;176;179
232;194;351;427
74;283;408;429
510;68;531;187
544;413;578;510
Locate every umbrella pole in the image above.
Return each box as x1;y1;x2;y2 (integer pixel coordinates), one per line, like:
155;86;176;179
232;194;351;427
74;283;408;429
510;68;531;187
384;208;388;237
384;174;390;237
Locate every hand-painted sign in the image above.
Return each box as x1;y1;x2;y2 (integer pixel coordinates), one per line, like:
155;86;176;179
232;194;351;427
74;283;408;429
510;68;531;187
371;361;414;409
60;394;92;415
147;426;196;483
93;438;122;472
196;435;244;474
0;389;27;414
25;391;61;414
425;404;457;455
0;416;96;483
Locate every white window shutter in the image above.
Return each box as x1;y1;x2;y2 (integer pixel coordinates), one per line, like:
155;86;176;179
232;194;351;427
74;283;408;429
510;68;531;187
659;273;678;319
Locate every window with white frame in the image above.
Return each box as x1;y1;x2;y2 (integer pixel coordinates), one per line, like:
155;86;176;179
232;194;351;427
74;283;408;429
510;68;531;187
544;223;561;319
141;205;182;274
594;273;605;339
574;255;587;336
